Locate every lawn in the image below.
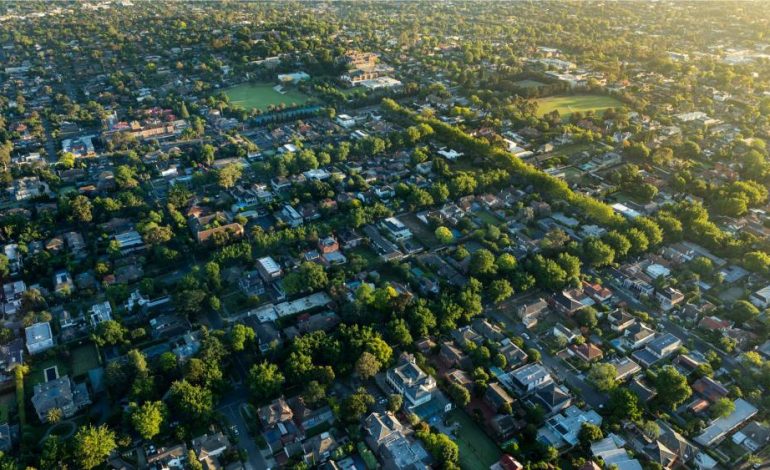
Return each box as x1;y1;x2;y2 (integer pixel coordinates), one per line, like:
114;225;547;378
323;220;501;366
447;409;502;470
513;79;546;88
27;357;70;387
71;343;101;377
535;94;623;118
224;82;310;112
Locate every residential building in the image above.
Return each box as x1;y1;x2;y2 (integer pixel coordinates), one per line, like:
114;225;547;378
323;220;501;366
508;363;553;394
25;322;54;355
750;285;770;309
386;353;436;409
89;301;112;327
32;375;91;422
695;399;758;446
257;256;283;282
364;412;430;470
537;406;602;449
191;432;231;469
656;287;685;311
381;217;413;241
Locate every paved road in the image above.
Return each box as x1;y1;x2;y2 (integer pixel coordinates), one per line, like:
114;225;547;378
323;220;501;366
219;401;268;470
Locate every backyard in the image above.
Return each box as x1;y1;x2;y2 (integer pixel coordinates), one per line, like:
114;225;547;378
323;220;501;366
224;82;310;112
535;94;623;118
446;409;502;470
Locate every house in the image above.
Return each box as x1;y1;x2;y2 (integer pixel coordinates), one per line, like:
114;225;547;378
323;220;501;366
89;301;112;327
498;340;528;369
385;353;437;409
518;298;548;327
195;223;244;244
2;280;26;316
471;318;505;342
146;444;188;469
32;375;91;422
692;377;729;402
607;357;641;382
439;342;471;369
364;412;430;470
734;421;770;452
301;432;338;466
192;432;231;469
2;244;21;275
643;421;698;469
608;309;636;332
695;399;758;446
257;397;300;454
533;382;573;415
257;256;283;282
451;325;483;347
750;285;770;308
583;281;613;302
508;363;553;394
537;406;602;449
568;343;604;362
238;271;266;297
633;333;681;367
317;236;339;254
25;322;54;355
381;217;412;241
279;205;304;227
53;271;74;294
553;324;579;343
551;289;591;316
0;339;24;372
623;322;655;350
485;382;515;411
338;229;363;249
656;287;685;311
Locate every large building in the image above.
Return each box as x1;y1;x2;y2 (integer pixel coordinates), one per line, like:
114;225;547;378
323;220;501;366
385;353;436;409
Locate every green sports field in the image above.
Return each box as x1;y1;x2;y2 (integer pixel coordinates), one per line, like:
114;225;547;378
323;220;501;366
535;94;622;118
224;82;310;112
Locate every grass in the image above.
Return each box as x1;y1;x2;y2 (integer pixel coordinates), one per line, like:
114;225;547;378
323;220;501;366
447;409;502;470
513;79;546;88
224;82;310;112
71;343;100;377
27;357;71;387
535;94;623;118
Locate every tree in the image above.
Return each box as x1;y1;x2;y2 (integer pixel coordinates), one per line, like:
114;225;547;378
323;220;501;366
434;226;454;244
576;307;599;329
723;300;759;325
388;394;403;413
640;420;660;440
604;230;631;258
488;279;513;303
46;407;63;423
607;387;642;423
342;388;375;422
527;348;541;362
168;380;214;422
115;165;139;189
583;238;615;267
93;320;128;347
447;383;471;407
71;195;93;223
387;318;413;348
744;251;770;275
495;253;518;273
283;262;329;295
417;429;459;465
711;397;735;418
218;163;242;189
469;249;496;276
73;424;117;469
355;352;382;380
229;324;255;352
302;381;326;408
578;422;603;446
249;361;285;400
654;366;691;410
588;363;617;392
130;401;166;440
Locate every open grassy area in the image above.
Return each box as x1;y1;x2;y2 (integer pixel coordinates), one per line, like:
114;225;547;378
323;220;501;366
513;79;546;88
447;409;502;470
535;94;623;118
71;343;100;377
224;82;310;112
